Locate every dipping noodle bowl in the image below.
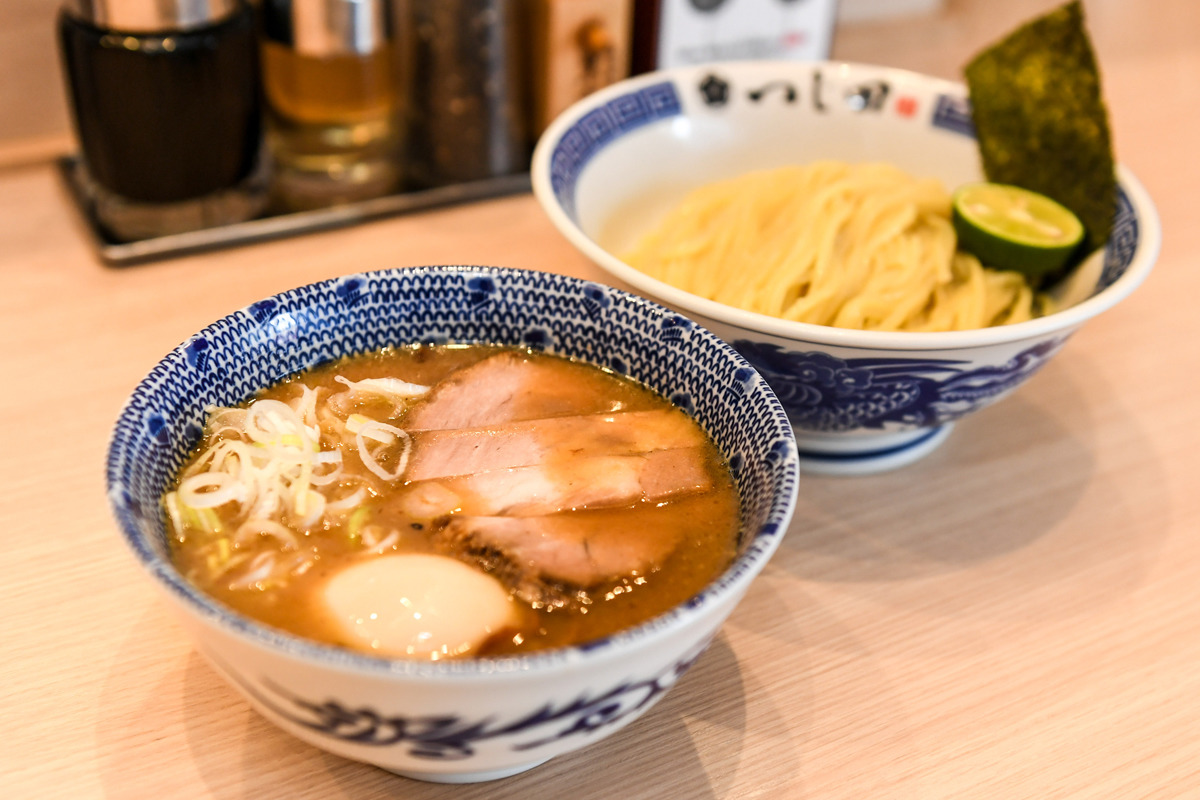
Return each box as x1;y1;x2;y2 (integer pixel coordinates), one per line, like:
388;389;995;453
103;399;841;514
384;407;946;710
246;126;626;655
532;61;1161;475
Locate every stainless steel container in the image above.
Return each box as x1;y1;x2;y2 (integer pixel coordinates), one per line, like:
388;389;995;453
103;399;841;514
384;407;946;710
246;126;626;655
400;0;529;187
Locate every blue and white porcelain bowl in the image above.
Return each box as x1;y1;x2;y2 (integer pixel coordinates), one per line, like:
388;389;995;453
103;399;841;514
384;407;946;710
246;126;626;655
105;266;799;783
531;61;1162;475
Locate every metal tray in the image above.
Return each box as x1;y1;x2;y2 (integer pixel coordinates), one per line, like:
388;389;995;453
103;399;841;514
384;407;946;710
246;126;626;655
56;155;532;266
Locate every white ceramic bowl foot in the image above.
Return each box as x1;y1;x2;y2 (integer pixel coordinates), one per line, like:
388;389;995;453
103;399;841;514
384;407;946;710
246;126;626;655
388;758;551;783
794;424;954;476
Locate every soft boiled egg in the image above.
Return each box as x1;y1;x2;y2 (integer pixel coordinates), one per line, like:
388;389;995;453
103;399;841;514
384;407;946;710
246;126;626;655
321;554;518;659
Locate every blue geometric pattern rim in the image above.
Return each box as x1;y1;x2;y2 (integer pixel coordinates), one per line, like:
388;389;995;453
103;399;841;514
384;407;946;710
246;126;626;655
105;266;800;676
549;81;681;219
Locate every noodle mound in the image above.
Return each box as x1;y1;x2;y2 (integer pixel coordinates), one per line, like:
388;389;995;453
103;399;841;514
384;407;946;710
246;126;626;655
622;161;1051;332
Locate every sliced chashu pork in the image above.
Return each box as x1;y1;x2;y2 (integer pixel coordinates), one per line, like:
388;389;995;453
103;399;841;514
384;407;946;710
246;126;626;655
435;510;688;606
403;350;619;431
405;409;706;482
424;448;712;517
398;349;719;606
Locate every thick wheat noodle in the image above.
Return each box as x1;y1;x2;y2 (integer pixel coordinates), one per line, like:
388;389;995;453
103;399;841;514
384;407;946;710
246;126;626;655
622;161;1050;332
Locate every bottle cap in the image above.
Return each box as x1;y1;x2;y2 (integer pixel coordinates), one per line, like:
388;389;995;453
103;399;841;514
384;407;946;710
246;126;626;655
263;0;392;57
63;0;240;33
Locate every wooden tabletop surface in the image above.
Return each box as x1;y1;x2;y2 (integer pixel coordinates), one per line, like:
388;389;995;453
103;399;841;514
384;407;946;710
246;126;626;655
4;2;1198;797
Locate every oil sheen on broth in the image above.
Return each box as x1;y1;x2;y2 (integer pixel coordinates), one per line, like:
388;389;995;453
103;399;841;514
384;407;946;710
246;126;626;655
166;345;739;659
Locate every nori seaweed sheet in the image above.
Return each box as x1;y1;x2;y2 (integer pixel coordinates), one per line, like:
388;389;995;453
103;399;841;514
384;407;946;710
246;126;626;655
964;1;1115;255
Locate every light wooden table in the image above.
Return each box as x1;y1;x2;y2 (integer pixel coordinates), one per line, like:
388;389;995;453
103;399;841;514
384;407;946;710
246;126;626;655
4;2;1198;797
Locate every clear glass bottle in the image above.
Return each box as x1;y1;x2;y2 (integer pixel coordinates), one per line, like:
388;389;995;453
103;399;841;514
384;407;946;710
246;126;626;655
57;0;267;242
260;0;400;210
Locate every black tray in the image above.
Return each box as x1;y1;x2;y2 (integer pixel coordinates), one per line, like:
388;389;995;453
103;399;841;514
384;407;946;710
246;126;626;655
57;155;532;266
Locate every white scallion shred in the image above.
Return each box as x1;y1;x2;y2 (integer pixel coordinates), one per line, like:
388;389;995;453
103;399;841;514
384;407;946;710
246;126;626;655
362;528;401;555
354;420;412;481
308;450;344;486
164;492;184;540
292;384;321;429
326;485;368;514
233;519;300;551
178;471;247;509
334;375;428;402
345;413;394;443
168;375;420;589
226;551;279;591
295;490;326;529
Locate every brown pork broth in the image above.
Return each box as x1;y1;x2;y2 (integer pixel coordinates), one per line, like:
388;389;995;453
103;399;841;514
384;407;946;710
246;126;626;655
167;345;740;657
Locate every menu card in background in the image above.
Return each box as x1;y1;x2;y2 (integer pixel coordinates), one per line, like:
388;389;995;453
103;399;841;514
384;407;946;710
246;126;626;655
652;0;838;68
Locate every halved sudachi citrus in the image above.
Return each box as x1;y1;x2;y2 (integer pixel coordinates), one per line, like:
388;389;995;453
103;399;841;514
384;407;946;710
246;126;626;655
952;182;1085;279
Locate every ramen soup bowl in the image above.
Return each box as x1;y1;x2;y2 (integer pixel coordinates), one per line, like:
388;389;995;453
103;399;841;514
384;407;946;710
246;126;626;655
105;266;799;783
532;61;1161;475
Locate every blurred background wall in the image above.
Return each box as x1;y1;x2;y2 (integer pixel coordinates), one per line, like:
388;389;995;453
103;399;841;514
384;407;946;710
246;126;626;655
0;0;925;168
15;0;1112;172
0;0;73;166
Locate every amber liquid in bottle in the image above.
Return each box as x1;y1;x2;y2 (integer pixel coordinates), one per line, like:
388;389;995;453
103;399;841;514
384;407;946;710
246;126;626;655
261;40;400;209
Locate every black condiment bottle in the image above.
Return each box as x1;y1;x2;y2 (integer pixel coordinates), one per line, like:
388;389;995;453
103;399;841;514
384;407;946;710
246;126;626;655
58;0;267;242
